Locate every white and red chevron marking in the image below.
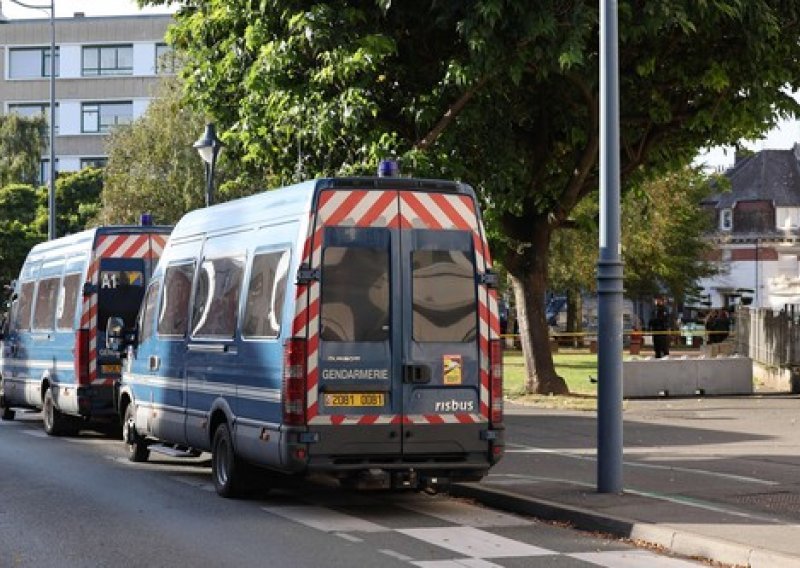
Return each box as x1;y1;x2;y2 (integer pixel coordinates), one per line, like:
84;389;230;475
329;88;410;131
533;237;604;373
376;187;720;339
296;189;494;426
81;232;168;385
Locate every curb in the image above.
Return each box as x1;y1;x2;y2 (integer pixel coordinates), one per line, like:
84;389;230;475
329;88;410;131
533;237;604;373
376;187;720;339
451;483;800;568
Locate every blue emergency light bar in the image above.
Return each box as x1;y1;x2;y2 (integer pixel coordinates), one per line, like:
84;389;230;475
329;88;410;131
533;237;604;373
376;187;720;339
378;158;399;178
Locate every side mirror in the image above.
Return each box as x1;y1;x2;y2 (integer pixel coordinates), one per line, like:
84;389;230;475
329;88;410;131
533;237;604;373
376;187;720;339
83;282;97;296
106;317;125;351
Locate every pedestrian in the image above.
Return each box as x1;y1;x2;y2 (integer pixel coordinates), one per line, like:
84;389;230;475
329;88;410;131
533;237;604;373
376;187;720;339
706;310;720;344
649;306;670;358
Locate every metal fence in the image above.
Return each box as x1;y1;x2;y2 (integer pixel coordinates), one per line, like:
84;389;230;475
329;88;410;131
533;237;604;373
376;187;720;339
735;305;800;368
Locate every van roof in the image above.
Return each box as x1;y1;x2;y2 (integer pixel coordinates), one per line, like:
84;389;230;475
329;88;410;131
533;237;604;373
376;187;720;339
28;225;172;256
171;177;474;239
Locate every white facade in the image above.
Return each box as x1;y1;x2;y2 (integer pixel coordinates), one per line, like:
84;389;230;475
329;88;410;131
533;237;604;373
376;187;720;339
0;14;172;182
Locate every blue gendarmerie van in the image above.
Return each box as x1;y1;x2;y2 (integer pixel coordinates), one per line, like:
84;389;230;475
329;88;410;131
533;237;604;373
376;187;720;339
0;224;171;434
118;166;504;497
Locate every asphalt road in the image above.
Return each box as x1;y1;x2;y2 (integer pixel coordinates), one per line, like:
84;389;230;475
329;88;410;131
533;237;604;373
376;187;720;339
0;411;704;568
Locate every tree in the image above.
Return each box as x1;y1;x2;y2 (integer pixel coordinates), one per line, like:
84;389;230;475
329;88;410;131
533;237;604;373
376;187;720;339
99;78;241;226
56;167;104;235
549;167;719;327
143;0;800;393
0;114;47;187
0;184;44;287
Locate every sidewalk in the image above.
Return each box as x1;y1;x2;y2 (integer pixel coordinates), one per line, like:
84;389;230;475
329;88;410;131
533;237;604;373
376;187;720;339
453;397;800;568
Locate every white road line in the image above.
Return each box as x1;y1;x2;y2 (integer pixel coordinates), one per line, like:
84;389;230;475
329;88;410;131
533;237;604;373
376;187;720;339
487;474;787;524
398;499;532;528
569;550;702;567
397;526;553;558
412;559;505;568
22;429;47;438
335;533;363;543
378;549;413;561
506;444;778;486
261;505;388;533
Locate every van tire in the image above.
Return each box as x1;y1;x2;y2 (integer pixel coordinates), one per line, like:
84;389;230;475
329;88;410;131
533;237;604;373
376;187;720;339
42;388;69;436
211;422;249;498
1;407;14;421
123;404;149;462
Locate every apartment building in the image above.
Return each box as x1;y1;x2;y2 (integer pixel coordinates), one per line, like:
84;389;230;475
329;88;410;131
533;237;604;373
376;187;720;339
0;13;172;182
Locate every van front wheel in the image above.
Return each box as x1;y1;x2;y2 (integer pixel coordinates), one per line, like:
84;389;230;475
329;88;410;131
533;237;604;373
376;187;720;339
212;422;249;498
123;404;149;462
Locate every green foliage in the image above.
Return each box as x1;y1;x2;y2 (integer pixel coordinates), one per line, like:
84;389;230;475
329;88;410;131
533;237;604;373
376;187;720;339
100;78;230;226
56;168;104;235
0;114;47;187
0;184;45;287
140;0;800;391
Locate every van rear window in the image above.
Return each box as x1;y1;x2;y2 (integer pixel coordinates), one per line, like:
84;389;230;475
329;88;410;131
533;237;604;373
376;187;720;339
320;247;389;342
412;250;477;342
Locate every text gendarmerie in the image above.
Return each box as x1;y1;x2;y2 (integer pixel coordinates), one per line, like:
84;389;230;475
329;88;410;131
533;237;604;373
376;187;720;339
321;368;389;380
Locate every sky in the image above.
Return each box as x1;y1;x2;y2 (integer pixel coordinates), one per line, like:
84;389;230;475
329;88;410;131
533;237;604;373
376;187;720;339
4;0;798;171
0;0;175;19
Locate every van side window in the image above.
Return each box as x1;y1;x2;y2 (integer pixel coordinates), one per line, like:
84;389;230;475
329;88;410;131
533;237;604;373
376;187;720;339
140;280;161;343
320;247;389;342
158;264;194;337
412;250;477;342
13;281;35;331
191;257;244;338
33;277;60;330
56;273;82;330
243;250;290;339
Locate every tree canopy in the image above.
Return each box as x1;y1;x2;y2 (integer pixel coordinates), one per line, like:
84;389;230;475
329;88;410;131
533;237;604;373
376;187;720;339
143;0;800;393
0;114;47;187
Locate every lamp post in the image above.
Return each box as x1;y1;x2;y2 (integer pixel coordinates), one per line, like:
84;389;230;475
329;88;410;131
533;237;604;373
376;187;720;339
193;123;223;208
0;0;57;240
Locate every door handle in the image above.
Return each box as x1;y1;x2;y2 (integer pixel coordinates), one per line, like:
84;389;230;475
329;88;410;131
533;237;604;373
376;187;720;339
403;364;430;384
148;355;160;371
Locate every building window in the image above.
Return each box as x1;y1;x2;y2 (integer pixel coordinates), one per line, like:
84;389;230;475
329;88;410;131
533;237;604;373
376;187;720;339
155;43;176;74
720;209;733;231
39;159;59;186
80;157;108;169
8;103;59;134
81;102;133;133
82;45;133;76
8;47;59;79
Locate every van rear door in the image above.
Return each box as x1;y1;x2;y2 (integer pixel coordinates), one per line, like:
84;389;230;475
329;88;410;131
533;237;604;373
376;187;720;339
307;188;492;460
397;192;489;456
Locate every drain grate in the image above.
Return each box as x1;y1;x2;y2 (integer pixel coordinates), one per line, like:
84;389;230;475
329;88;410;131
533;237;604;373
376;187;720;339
733;492;800;515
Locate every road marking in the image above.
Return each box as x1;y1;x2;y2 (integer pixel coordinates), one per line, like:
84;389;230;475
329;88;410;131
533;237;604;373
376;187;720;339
569;550;701;567
397;526;553;558
398;499;532;527
22;429;47;438
506;444;779;486
378;549;413;561
336;533;363;543
411;559;504;568
487;474;786;524
262;505;388;533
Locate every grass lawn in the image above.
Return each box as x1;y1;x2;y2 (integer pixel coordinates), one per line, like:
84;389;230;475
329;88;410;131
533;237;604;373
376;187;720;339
504;348;600;410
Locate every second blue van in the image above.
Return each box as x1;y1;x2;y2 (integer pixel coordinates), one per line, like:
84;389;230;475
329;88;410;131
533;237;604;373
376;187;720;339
118;172;504;497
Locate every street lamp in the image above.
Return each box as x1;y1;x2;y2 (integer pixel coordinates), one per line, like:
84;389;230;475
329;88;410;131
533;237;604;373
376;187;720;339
193;122;223;208
0;0;57;240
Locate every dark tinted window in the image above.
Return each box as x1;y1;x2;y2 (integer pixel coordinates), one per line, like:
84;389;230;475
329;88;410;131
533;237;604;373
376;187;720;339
158;264;193;337
97;259;145;332
243;250;290;339
191;257;244;338
14;282;35;331
320;247;389;342
412;250;476;342
33;277;60;330
56;273;81;330
140;281;161;343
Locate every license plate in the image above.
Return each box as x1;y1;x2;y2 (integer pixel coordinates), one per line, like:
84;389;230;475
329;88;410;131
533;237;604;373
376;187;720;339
324;393;385;407
101;364;121;373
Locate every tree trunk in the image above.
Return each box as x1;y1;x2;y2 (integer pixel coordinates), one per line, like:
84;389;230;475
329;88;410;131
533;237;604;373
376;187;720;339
505;233;570;395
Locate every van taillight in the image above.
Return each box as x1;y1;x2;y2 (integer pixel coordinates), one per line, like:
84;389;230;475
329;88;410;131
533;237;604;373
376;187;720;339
74;328;90;386
282;338;307;426
489;339;503;425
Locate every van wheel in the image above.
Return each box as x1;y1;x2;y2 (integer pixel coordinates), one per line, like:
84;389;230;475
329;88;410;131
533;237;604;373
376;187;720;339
123;404;149;462
211;422;250;498
42;388;69;436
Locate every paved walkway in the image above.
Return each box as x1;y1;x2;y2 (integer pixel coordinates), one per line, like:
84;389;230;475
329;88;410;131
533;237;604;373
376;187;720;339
454;396;800;567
